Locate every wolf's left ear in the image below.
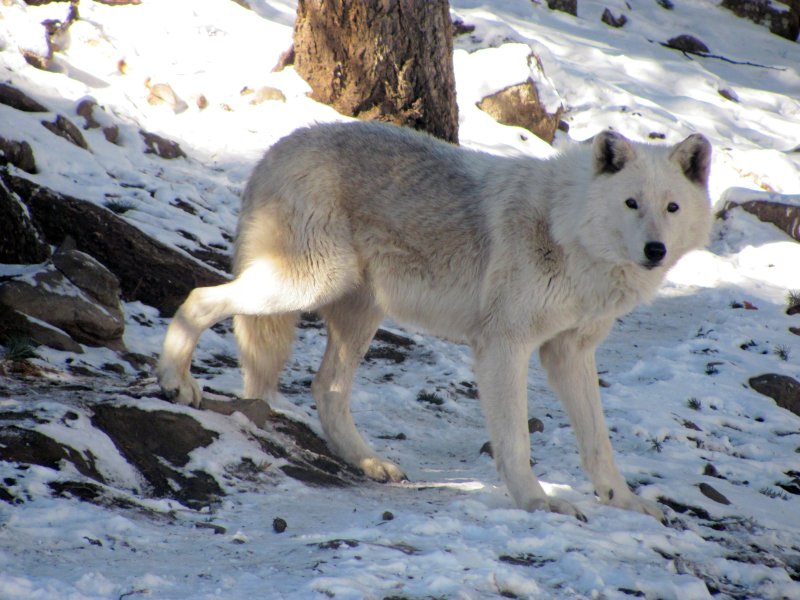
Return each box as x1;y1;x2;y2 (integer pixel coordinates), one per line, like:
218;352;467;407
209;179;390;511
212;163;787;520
670;134;712;186
593;130;636;176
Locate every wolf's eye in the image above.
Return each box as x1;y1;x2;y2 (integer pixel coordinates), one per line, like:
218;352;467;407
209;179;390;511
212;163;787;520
667;202;680;213
625;198;638;210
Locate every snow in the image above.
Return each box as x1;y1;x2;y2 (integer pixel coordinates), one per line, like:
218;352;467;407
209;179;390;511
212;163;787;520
1;0;800;598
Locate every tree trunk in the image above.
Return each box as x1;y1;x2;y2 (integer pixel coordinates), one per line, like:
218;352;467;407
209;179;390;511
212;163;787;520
293;0;459;144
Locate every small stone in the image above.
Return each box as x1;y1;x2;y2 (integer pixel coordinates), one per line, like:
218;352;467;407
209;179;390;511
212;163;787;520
76;99;102;129
719;88;739;103
272;517;287;533
479;441;493;458
0;137;37;173
140;130;186;160
666;34;709;54
528;417;544;433
477;79;563;144
103;126;120;145
0;83;47;112
249;86;286;105
452;16;475;36
41;115;89;150
601;8;627;28
195;521;226;535
232;531;248;544
382;511;394;521
547;0;577;17
698;482;731;505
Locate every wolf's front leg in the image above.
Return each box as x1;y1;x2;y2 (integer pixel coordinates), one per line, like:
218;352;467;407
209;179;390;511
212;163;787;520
540;327;665;522
473;339;586;520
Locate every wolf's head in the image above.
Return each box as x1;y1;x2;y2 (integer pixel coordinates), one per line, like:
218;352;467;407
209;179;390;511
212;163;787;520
578;130;713;272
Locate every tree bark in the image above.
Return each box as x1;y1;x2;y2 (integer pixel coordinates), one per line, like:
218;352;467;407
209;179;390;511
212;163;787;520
293;0;459;144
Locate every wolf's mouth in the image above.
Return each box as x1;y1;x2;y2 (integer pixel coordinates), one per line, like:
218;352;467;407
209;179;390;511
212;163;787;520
641;261;662;270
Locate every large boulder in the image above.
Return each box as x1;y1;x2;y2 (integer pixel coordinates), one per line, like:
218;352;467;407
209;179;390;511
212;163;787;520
1;171;226;316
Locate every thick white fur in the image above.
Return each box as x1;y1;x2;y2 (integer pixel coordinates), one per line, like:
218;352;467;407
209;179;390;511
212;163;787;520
157;122;713;521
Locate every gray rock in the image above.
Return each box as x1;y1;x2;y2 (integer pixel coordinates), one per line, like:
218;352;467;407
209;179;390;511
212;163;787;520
53;239;122;310
0;305;83;353
547;0;577;16
0;263;125;350
477;79;563;144
749;374;800;416
721;0;799;42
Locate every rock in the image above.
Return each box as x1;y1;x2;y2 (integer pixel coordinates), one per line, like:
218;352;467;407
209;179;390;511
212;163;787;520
601;8;627;28
1;171;224;316
140;130;187;160
698;482;731;505
0;83;47;112
90;404;222;508
0;305;83;353
41;115;89;150
76;98;102;129
249;86;286;105
76;99;121;144
477;79;563;144
0;137;37;173
0;262;125;350
547;0;577;16
272;517;288;533
452;16;476;36
666;34;710;54
721;0;800;42
0;178;49;263
0;426;104;482
719;88;740;103
103;125;120;145
749;374;800;416
53;238;122;309
145;79;188;113
723;198;800;242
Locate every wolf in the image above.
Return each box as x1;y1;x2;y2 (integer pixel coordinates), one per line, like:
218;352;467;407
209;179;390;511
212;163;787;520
157;121;712;521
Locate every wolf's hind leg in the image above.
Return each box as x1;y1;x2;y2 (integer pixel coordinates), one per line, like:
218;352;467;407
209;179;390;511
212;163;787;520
235;313;297;401
158;259;352;407
313;287;405;483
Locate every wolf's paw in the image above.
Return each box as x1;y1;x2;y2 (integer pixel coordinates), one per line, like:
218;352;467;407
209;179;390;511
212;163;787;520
525;496;588;522
157;366;202;408
360;457;407;483
603;491;665;523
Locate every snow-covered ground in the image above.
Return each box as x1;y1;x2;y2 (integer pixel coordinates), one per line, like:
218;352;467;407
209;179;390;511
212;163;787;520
1;0;799;598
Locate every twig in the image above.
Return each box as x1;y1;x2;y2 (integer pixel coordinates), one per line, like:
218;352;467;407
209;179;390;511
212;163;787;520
660;43;787;71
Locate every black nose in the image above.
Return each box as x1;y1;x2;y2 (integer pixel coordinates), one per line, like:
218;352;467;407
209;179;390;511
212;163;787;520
644;241;667;263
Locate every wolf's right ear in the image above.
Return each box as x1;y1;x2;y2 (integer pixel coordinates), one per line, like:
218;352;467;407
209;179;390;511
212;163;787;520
592;130;636;176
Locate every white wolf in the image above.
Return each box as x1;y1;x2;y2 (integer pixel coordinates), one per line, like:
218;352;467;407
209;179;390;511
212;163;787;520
157;121;712;521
